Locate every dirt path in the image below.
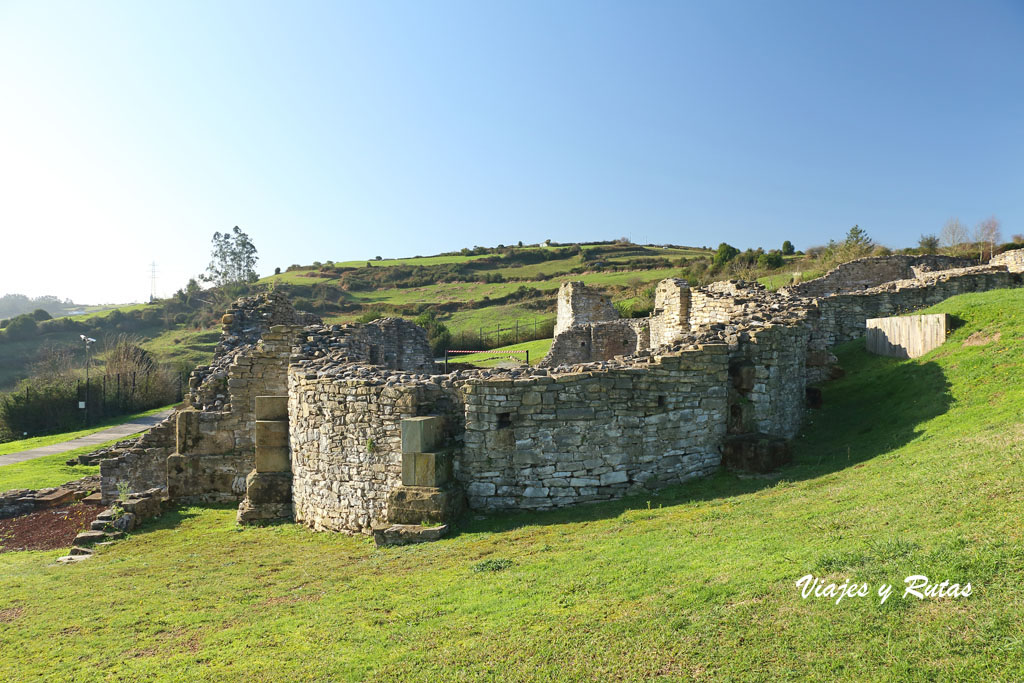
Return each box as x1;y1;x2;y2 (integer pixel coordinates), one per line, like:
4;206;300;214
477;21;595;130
0;409;174;466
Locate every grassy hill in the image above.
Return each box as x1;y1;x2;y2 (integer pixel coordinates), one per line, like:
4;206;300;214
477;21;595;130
1;288;1021;680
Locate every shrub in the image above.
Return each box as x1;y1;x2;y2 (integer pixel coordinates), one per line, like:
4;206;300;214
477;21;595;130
4;315;38;340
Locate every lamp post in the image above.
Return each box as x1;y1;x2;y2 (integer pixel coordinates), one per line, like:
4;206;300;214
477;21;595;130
80;335;96;425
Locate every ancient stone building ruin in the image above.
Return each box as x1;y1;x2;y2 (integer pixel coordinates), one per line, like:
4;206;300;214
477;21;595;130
98;254;1023;541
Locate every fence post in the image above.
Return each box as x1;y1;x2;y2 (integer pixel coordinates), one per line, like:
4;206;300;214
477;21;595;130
515;320;519;343
444;349;448;374
526;350;529;365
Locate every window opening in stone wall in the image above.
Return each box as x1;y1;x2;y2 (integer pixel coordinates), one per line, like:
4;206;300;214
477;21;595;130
369;344;380;364
497;412;512;429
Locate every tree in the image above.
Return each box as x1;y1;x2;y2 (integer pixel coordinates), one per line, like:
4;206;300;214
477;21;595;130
201;226;259;287
713;242;740;268
940;218;968;253
781;240;795;256
1012;234;1024;244
974;216;1001;261
841;225;874;258
918;234;940;254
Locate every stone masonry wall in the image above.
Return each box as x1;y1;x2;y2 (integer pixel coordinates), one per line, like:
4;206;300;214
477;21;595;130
782;254;972;298
991;249;1024;273
541;319;650;366
289;374;461;533
809;266;1015;348
649;279;691;347
554;281;619;335
98;413;177;503
460;347;729;511
727;324;810;439
168;325;301;503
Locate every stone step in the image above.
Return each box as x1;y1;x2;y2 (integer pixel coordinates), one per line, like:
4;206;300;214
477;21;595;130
73;529;123;546
35;489;74;508
373;523;449;547
90;520;110;531
69;546;93;556
72;531;107;546
55;554;90;564
82;492;104;506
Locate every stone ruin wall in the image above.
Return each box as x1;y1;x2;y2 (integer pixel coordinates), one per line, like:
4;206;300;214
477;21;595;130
459;348;728;512
726;324;811;439
808;265;1015;347
289;376;460;533
542;318;650;366
287;345;729;533
781;254;973;298
98;415;177;502
166;324;300;503
101;292;310;503
99;293;434;505
554;281;618;335
990;249;1024;273
649;279;691;348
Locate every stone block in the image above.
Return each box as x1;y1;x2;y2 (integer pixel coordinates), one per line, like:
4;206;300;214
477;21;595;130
401;451;451;487
401;416;445;453
255;395;289;420
244;470;292;504
256;420;289;449
387;484;465;525
256;444;290;473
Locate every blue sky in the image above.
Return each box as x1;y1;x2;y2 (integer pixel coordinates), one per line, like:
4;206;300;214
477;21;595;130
1;0;1021;303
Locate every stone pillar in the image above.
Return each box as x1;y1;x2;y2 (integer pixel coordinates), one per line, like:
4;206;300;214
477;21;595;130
650;278;691;347
237;396;292;524
373;416;465;545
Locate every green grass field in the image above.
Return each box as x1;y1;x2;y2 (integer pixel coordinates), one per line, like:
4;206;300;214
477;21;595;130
0;288;1021;679
449;338;554;367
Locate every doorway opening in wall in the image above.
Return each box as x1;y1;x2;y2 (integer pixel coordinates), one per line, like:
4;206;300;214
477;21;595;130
369;344;380;364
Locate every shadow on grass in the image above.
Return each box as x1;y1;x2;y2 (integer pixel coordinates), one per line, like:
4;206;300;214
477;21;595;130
125;502;235;537
452;339;953;537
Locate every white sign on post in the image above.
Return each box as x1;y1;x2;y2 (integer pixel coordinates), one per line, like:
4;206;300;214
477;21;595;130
79;401;86;409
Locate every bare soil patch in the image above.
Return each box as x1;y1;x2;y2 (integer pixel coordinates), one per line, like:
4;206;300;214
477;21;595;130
0;606;24;623
963;330;1001;346
0;503;101;552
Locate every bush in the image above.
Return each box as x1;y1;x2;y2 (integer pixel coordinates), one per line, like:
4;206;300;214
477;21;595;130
4;315;38;341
